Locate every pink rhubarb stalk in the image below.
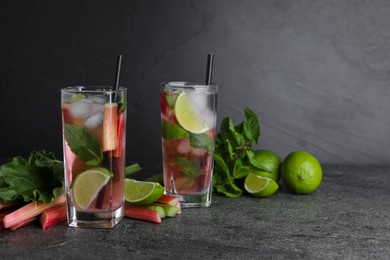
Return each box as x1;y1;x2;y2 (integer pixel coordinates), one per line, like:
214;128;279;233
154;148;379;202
124;204;161;224
156;194;179;206
113;112;125;157
3;194;66;229
40;203;67;229
102;103;118;151
9;217;37;231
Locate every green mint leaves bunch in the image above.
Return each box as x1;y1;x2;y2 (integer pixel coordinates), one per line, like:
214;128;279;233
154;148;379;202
212;108;271;197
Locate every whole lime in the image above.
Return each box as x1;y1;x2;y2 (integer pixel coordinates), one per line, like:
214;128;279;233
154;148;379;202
281;151;322;194
252;149;281;183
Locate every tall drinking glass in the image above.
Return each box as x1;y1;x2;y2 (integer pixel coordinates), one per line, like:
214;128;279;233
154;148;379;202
61;86;127;228
160;82;218;208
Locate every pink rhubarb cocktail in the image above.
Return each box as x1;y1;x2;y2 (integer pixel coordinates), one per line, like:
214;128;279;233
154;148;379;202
160;82;218;208
61;86;126;228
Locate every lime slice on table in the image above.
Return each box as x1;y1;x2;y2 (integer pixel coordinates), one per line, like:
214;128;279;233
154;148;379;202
124;179;164;205
72;167;112;210
174;91;209;134
244;173;279;197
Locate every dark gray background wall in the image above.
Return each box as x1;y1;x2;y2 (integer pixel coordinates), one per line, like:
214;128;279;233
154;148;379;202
1;0;389;165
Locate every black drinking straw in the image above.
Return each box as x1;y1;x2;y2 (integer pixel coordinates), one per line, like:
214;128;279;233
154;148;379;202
112;54;123;102
205;53;214;85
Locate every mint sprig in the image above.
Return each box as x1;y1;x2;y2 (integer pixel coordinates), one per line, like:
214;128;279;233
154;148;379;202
212;107;270;197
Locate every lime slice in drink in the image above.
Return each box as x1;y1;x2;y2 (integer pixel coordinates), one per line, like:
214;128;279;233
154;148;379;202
244;173;279;197
124;179;164;205
174;91;209;134
161;120;189;139
72;167;112;210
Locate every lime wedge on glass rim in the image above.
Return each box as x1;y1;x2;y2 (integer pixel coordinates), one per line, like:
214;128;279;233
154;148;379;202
124;179;164;205
174;91;209;134
244;173;279;197
72;167;112;210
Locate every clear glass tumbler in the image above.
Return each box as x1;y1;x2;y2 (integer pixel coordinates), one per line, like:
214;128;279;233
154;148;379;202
160;82;218;208
61;86;127;228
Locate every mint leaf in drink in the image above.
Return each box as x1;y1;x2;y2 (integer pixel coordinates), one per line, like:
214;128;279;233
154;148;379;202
190;132;213;154
0;151;64;203
176;157;200;178
165;94;176;108
64;124;102;166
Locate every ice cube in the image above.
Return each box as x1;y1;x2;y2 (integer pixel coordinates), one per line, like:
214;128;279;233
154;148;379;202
202;109;216;128
84;112;103;129
186;92;207;111
70;100;91;118
92;95;107;104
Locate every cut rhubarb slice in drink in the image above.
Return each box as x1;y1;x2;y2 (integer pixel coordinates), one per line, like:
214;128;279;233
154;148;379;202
113;111;125;157
102;103;118;151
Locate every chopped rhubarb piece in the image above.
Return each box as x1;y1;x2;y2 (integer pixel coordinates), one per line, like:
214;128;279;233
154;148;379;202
3;194;66;229
142;205;166;219
156;194;179;206
113;111;125;157
152;203;179;217
124;204;161;224
102;103;118;151
40;203;67;229
9;217;37;231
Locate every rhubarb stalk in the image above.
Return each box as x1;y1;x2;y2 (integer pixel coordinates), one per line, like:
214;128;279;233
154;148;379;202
102;103;118;151
124;204;161;224
113;112;125;157
9;217;37;231
40;203;67;229
3;194;66;229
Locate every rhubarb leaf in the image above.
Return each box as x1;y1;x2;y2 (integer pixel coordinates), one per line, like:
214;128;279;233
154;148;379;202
0;151;64;203
64;124;102;166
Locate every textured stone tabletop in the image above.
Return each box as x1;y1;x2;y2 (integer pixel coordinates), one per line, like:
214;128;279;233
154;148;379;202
1;165;389;259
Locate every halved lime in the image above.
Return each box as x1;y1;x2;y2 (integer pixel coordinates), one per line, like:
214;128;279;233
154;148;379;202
244;173;279;197
124;179;164;205
161;120;189;139
72;167;112;210
174;91;209;134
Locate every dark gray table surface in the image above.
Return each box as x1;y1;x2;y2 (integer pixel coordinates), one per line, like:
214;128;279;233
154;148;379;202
0;165;389;260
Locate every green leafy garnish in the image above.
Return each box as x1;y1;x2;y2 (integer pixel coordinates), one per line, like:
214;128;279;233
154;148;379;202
0;151;64;203
190;132;213;154
212;107;269;197
176;157;200;178
64;124;102;166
